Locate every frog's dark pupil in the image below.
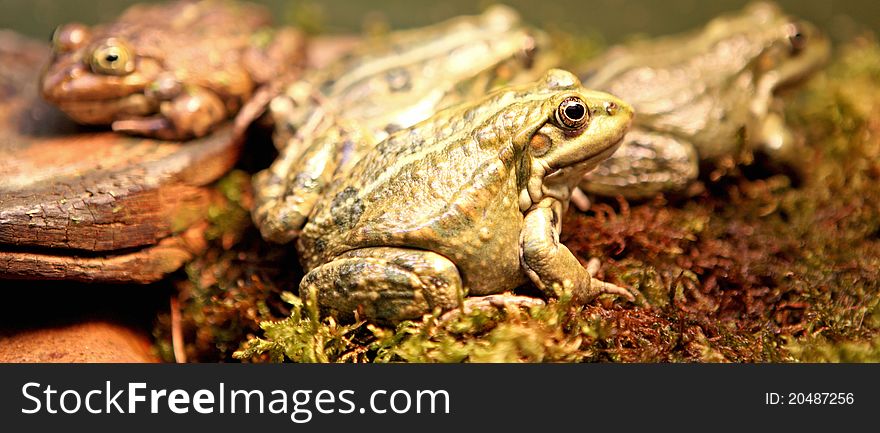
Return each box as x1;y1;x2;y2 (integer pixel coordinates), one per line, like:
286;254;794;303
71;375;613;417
564;103;585;121
106;53;118;63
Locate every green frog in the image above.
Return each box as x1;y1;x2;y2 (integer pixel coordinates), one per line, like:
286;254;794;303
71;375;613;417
577;1;830;199
40;0;304;140
296;69;634;323
251;5;548;244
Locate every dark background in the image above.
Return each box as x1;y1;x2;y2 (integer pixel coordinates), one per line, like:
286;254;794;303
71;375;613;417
1;0;876;44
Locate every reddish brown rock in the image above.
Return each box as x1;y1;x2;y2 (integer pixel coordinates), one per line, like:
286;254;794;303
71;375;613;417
0;321;157;363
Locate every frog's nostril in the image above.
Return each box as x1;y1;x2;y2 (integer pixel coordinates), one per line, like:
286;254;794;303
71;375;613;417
604;101;618;116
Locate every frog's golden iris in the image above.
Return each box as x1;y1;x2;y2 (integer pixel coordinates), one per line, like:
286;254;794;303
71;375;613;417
89;38;134;76
555;96;589;130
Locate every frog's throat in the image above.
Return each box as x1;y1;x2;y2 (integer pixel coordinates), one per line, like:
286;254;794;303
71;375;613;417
522;160;577;212
522;143;622;211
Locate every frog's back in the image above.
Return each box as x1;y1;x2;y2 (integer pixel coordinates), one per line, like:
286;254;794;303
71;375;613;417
304;7;538;139
106;1;269;49
297;96;528;293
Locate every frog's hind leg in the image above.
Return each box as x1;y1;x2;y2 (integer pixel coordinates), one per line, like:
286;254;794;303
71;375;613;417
579;128;699;200
300;247;464;323
252;124;365;243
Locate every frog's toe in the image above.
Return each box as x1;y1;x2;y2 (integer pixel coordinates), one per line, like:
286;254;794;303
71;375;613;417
440;294;545;322
589;278;637;302
580;258;639;302
251;169;310;244
585;257;602;277
570;187;592;212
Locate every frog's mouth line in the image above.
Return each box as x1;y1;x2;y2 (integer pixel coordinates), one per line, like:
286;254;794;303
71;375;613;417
539;138;626;205
544;136;627;179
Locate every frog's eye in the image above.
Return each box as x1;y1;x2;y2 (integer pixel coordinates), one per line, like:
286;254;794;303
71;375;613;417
90;38;135;76
517;35;538;68
51;23;90;53
786;23;806;55
555;96;589;130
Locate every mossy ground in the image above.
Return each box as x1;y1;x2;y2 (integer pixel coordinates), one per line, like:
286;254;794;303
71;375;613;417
155;36;880;363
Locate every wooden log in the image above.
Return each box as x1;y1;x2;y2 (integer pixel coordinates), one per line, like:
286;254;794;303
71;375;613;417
0;31;244;283
0;220;209;283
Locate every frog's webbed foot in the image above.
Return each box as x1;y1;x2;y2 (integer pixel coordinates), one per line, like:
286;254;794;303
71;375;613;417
300;247;464;324
251;139;322;244
439;294;545;322
252;123;365;244
579;128;699;199
112;85;227;140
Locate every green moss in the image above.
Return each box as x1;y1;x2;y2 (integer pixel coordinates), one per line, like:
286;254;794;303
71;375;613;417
204;170;252;243
153;170;299;362
785;335;880;363
234;292;368;363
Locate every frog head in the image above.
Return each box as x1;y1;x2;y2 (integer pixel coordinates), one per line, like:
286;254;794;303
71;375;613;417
724;2;830;164
505;69;633;209
40;23;165;125
714;2;831;93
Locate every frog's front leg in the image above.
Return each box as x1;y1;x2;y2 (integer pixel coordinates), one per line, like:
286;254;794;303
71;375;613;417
520;201;633;303
578;128;699;201
112;80;227;140
252;124;366;243
300;247;465;323
753;109;807;179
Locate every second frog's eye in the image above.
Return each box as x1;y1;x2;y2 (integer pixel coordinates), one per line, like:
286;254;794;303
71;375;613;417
785;23;806;55
90;38;135;76
555;96;589;130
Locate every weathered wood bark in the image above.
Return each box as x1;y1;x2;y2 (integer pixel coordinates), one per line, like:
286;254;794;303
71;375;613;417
0;221;209;283
0;31;243;283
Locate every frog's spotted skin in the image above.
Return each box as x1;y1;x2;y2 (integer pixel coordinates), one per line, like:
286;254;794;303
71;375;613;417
578;1;830;199
251;6;548;244
297;70;634;323
40;0;303;140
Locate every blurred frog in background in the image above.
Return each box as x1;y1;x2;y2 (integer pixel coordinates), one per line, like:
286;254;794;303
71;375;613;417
577;1;830;201
40;0;304;140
